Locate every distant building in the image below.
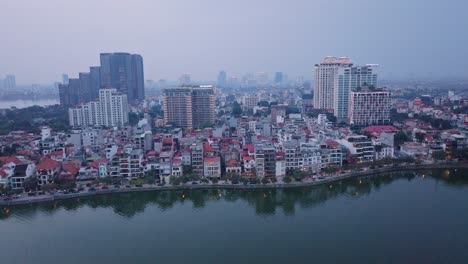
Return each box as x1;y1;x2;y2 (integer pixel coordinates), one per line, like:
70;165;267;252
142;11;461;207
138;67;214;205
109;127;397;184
4;75;16;90
274;72;284;84
100;52;145;104
69;88;129;127
62;73;69;85
179;73;191;85
59;67;101;106
217;71;227;87
243;95;259;108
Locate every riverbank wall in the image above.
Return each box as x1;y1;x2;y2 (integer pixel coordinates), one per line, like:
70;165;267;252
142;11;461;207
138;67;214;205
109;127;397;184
2;162;466;206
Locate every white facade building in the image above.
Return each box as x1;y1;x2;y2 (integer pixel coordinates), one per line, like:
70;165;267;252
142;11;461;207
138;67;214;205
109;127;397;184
334;65;378;123
313;56;353;110
69;88;129;128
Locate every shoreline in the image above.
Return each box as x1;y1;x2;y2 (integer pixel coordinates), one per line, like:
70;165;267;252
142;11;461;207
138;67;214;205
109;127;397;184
1;162;466;206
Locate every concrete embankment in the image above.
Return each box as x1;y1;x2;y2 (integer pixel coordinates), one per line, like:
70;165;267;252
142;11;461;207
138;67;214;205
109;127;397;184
1;162;466;206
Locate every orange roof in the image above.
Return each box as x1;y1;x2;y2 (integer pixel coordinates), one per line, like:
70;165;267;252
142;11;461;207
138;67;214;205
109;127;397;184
36;158;61;170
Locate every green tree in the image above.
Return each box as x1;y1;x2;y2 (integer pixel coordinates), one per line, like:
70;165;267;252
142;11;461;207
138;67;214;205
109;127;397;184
432;151;447;160
415;132;425;143
394;131;410;147
23;177;38;192
232;102;243;118
261;177;270;184
283;176;292;183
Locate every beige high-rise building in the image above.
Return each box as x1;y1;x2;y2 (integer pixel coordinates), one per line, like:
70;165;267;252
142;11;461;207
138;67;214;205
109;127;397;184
191;86;215;128
163;85;215;130
163;87;193;129
313;56;353;110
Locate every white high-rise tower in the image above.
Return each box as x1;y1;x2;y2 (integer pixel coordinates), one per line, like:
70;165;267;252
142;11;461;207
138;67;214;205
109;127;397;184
313;57;353;110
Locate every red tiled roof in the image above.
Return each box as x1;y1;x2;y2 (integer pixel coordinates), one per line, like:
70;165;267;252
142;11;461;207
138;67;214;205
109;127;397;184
226;159;239;167
36;158;61;171
204;156;220;163
362;125;399;134
204;143;214;153
243;144;254;152
0;156;22;165
63;164;78;175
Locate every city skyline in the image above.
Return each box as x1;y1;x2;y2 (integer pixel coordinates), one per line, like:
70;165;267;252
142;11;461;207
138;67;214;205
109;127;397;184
1;0;468;84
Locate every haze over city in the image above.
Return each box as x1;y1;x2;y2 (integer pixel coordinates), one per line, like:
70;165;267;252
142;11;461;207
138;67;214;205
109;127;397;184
1;0;468;84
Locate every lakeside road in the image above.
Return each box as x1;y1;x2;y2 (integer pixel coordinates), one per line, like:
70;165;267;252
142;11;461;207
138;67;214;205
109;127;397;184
1;162;467;207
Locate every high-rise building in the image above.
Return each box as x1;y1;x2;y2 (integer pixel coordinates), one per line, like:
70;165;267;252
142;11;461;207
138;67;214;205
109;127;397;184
60;53;144;106
69;88;129;127
191;86;215;128
163;87;193;129
62;74;69;85
274;72;284;84
217;71;227;87
99;52;144;104
163;85;215;130
89;66;101;100
179;73;191;85
4;75;16;90
313;56;353;110
59;67;101;107
349;88;391;127
334;65;378;123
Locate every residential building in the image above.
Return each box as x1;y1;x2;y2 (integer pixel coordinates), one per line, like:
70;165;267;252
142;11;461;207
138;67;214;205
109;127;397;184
204;157;221;178
334;65;379;123
36;158;61;186
337;135;375;162
350;88;391;127
163;86;215;129
68;88;129;127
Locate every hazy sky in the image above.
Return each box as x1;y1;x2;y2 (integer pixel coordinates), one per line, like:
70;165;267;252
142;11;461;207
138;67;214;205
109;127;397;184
1;0;467;84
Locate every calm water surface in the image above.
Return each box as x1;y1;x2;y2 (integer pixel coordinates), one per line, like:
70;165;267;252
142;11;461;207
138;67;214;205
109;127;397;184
1;169;467;264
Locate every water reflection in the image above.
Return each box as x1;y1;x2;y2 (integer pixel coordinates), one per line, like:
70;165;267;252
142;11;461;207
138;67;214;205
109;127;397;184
1;169;466;220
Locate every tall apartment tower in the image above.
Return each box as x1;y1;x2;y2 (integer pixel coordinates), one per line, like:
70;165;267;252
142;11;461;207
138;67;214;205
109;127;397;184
69;88;129;127
313;57;353;110
100;52;145;104
163;85;215;130
163;87;193;129
191;86;215;128
335;65;379;123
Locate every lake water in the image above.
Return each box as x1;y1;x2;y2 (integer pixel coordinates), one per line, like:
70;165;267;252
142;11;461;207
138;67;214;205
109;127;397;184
1;169;467;263
0;98;59;109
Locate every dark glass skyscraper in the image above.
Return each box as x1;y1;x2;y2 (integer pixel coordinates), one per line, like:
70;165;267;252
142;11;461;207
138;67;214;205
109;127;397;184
100;52;145;104
59;52;144;107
